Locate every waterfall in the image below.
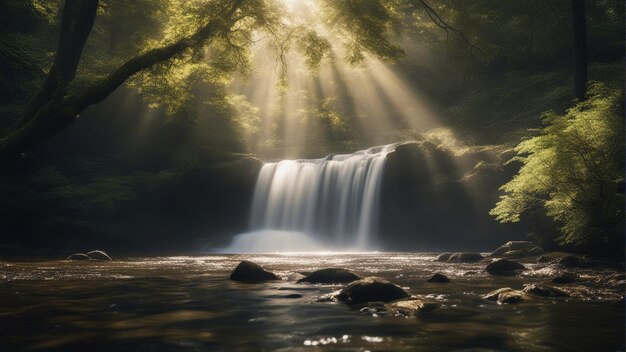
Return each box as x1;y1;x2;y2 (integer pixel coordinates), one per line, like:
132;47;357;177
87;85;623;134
245;144;396;250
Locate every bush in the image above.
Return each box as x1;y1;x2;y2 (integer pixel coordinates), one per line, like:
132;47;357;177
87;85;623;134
491;83;624;255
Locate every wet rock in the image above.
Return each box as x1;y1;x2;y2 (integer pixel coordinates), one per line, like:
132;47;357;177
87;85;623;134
387;299;440;316
337;277;410;304
427;273;450;283
86;250;112;261
552;272;577;284
298;268;361;284
67;253;90;261
230;260;279;282
435;253;452;262
448;252;484;263
537;255;555;263
523;284;569;297
485;258;526;276
483;287;525;304
557;256;591;268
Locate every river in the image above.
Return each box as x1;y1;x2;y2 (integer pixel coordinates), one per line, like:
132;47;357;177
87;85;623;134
1;253;623;351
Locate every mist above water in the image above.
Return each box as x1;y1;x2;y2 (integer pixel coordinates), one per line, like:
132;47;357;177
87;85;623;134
221;230;327;253
225;144;396;253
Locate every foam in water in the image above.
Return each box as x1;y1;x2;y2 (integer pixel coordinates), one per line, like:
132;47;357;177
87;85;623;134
226;144;396;252
221;230;327;253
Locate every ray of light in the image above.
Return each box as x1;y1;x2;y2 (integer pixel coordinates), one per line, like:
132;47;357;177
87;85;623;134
221;0;454;159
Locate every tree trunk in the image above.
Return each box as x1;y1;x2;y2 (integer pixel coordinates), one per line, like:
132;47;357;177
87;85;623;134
571;0;588;101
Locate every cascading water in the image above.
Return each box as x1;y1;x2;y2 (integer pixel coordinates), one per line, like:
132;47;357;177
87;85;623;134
224;144;396;252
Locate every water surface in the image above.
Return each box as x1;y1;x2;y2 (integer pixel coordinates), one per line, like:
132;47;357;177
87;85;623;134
1;253;623;351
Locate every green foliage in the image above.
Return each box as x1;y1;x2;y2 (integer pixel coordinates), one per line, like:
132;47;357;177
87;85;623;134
322;0;405;64
491;83;624;249
299;30;332;70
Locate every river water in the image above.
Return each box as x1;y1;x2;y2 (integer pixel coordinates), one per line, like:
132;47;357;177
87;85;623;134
0;253;623;351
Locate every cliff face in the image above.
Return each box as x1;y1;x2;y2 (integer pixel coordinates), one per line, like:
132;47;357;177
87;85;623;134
379;141;532;251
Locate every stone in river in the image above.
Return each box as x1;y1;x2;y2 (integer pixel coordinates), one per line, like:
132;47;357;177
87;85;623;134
230;260;279;282
552;272;577;284
485;258;526;276
387;299;440;316
298;268;361;284
337;277;410;304
557;256;591;268
483;287;526;304
523;283;569;297
427;273;450;283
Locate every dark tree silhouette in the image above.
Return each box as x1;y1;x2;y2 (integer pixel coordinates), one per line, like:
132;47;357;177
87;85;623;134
571;0;588;101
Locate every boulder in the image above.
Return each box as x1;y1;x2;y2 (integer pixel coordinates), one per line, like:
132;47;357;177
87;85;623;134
448;252;484;263
67;253;90;261
435;253;452;262
337;277;410;304
86;250;112;261
298;268;361;284
427;273;450;283
485;258;526;276
230;260;279;282
557;256;591;268
552;272;577;284
523;284;569;297
483;287;525;304
537;255;555;263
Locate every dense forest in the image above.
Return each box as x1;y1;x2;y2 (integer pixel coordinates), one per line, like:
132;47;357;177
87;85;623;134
0;0;623;256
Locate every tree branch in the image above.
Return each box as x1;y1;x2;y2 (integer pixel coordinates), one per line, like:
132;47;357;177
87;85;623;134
415;0;484;55
0;0;246;163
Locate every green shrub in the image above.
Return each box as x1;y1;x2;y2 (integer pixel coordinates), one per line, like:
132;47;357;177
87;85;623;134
491;83;624;254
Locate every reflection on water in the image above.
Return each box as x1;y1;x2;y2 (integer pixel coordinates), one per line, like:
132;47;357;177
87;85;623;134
0;254;623;351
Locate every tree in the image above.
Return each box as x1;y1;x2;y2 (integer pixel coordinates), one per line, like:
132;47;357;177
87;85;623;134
0;0;251;162
490;83;624;256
